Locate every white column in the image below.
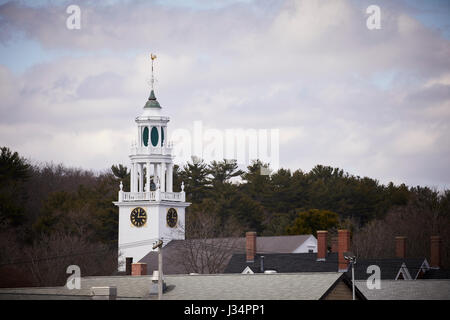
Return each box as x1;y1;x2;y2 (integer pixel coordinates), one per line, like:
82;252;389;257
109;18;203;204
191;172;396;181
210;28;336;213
133;162;137;192
139;163;144;192
157;126;162;148
138;126;141;147
130;162;134;192
132;163;136;192
153;163;157;185
134;163;139;192
167;163;173;192
156;163;161;189
161;162;166;192
146;162;151;192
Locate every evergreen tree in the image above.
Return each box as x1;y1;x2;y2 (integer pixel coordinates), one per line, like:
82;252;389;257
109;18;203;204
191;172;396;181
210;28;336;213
0;147;32;227
111;164;130;191
179;156;210;203
207;159;243;188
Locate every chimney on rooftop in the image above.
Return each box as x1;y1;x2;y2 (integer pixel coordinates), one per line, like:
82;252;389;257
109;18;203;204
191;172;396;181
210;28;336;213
338;229;350;272
430;236;442;269
316;230;327;261
131;263;147;276
395;236;407;259
246;231;257;263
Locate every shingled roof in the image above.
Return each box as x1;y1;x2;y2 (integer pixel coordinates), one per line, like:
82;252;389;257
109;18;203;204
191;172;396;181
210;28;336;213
224;251;430;281
346;258;429;280
225;253;339;274
0;272;366;300
138;235;315;275
355;280;450;300
422;268;450;279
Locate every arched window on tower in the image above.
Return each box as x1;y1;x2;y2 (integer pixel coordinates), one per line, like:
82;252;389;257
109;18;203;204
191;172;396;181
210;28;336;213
151;127;159;147
142;127;149;147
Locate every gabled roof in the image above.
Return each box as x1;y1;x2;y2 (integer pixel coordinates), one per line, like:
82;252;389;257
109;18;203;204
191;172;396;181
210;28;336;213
0;272;365;300
256;235;314;253
224;253;338;274
224;252;429;281
161;272;349;300
138;235;314;275
345;258;428;280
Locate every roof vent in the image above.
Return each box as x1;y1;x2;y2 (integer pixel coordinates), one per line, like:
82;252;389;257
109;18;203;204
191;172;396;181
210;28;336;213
151;270;164;281
264;270;277;274
149;270;167;295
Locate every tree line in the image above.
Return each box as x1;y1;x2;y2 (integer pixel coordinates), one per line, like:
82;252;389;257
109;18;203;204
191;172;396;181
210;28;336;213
1;146;449;286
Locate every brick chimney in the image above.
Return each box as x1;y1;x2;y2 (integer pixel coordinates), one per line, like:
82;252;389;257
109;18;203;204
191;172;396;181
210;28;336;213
316;231;327;261
331;236;338;253
395;236;407;259
338;229;350;272
131;263;147;276
246;231;257;263
430;236;442;269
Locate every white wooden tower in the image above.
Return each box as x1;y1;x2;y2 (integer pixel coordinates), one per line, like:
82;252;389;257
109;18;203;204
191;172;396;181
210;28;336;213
114;54;190;271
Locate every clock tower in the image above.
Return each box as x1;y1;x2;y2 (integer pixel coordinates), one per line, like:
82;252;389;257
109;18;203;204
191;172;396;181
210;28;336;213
114;54;190;271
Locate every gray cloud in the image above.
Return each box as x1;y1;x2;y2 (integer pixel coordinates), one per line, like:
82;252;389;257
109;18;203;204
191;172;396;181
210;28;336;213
0;0;449;189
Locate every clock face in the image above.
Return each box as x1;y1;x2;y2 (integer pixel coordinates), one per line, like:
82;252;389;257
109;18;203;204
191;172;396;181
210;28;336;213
166;208;178;228
130;207;147;227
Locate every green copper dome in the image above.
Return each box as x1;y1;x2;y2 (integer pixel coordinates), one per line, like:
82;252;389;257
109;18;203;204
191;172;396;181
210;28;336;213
144;90;161;109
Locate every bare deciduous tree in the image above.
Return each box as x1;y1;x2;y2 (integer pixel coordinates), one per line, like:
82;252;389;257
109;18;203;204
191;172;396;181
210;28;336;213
23;231;118;287
0;225;118;288
352;201;450;267
169;209;244;274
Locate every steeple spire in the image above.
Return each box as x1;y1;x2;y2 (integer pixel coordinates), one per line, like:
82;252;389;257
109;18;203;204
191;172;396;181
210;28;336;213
150;53;157;90
144;53;161;109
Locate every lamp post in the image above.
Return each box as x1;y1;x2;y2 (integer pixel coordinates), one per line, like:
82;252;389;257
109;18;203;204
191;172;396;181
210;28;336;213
153;239;164;300
344;251;356;300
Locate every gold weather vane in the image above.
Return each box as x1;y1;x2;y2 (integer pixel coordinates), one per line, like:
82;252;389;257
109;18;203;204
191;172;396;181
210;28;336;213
150;53;157;90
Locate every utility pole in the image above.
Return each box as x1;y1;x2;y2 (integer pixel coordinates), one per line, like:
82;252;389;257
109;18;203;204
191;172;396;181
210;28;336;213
153;239;163;300
351;259;355;300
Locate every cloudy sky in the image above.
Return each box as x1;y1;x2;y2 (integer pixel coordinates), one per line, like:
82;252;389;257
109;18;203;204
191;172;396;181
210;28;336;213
0;0;449;189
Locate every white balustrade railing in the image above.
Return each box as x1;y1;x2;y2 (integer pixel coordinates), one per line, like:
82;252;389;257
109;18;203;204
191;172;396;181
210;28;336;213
119;190;185;202
161;192;182;201
122;191;155;201
130;144;173;156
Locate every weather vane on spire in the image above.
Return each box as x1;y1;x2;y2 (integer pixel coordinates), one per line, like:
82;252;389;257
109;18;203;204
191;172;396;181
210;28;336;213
150;53;157;90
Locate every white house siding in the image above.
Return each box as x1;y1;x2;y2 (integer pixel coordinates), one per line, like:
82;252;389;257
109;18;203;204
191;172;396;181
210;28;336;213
293;235;317;253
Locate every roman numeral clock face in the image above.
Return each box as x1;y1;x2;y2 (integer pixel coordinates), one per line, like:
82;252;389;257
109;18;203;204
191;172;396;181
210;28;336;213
130;207;147;227
166;208;178;228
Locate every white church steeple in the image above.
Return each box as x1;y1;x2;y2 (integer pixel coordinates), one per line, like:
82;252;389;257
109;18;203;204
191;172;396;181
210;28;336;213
114;54;190;272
